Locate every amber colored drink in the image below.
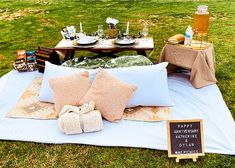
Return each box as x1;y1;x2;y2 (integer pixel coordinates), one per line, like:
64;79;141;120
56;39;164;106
192;12;210;35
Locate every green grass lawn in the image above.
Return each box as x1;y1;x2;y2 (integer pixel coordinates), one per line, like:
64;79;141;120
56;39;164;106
0;0;235;167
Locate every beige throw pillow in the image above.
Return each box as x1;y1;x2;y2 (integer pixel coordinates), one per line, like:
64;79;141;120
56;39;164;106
80;68;137;122
49;71;90;115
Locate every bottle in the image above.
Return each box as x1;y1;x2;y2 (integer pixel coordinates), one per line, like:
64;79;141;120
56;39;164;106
184;25;194;47
67;26;76;40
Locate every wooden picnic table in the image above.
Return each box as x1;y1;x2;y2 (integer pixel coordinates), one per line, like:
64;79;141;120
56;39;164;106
54;37;154;61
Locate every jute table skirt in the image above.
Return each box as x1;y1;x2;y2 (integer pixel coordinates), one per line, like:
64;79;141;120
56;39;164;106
159;44;217;88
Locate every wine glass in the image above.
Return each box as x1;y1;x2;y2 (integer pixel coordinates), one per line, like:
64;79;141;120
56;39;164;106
97;25;104;38
142;23;149;38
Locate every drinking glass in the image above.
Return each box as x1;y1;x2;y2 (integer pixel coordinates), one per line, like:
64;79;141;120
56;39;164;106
142;24;149;38
97;25;104;38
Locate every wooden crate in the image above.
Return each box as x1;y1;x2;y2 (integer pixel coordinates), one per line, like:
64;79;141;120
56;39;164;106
35;47;61;73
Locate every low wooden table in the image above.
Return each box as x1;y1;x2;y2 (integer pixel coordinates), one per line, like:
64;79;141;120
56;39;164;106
54;37;154;61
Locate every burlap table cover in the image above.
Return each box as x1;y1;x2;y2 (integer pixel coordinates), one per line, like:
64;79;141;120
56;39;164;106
159;44;217;88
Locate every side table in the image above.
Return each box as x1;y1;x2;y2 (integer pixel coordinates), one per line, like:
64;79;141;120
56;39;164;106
159;43;217;88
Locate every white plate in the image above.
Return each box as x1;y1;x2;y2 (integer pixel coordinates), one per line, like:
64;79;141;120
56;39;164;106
77;36;97;45
115;38;136;45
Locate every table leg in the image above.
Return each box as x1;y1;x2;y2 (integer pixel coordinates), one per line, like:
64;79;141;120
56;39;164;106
148;49;154;57
70;50;75;59
64;50;75;61
137;50;147;56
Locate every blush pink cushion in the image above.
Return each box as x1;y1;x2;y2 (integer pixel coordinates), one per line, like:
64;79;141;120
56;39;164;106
80;68;137;122
49;71;90;115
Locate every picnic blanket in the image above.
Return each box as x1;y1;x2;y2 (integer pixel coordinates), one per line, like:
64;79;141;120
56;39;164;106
0;70;235;155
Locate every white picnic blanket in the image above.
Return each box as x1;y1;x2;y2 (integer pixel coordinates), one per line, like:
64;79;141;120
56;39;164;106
0;70;235;155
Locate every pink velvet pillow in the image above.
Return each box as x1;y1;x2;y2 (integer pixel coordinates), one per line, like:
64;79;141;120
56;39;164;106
80;68;137;122
49;71;90;115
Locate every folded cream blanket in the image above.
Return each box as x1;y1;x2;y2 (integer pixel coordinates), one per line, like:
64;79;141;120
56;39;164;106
58;101;103;135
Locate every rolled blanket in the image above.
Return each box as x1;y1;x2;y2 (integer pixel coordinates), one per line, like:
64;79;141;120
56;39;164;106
58;101;103;135
58;112;82;135
82;110;103;133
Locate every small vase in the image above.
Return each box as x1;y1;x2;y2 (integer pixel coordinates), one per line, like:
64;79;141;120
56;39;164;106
108;28;118;39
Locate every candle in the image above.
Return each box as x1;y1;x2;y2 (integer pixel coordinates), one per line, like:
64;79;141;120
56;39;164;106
80;22;83;33
126;21;129;35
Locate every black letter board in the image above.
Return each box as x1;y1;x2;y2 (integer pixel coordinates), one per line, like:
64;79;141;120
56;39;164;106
167;119;205;162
